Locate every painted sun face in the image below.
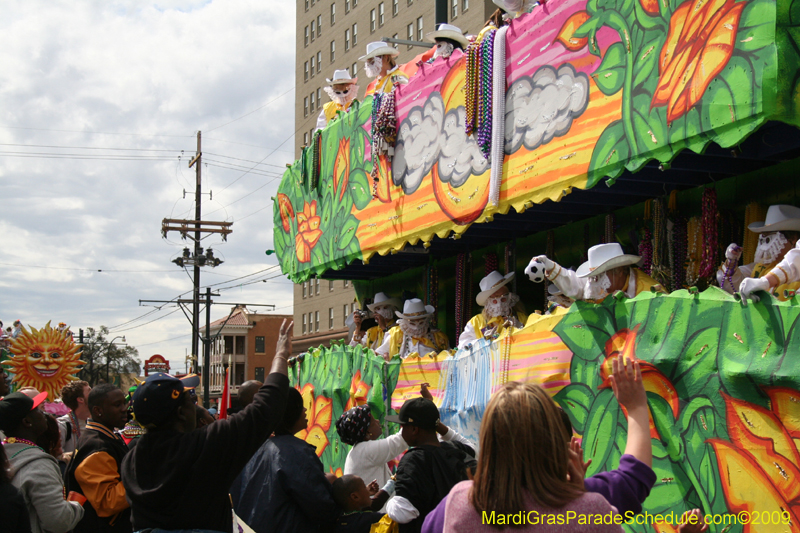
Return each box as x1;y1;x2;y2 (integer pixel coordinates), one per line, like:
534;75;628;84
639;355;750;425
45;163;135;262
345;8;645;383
3;321;85;400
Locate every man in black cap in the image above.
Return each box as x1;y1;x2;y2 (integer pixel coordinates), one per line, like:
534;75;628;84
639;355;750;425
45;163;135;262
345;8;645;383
121;320;293;533
64;384;131;532
384;398;476;533
0;391;84;533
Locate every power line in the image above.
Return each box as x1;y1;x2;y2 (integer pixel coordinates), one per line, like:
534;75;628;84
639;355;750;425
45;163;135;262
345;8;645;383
136;333;192;347
204;86;295;133
0;124;193;138
203;136;295;153
0;143;189;153
112;307;182;333
0;261;180;273
204;152;289;169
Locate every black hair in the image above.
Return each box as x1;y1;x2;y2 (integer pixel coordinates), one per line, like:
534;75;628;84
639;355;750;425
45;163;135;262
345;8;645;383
275;388;305;435
783;231;800;243
435;37;464;50
37;413;62;458
88;384;118;412
331;475;363;508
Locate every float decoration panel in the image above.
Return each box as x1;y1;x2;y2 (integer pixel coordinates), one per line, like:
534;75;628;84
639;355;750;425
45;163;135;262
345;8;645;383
291;289;800;530
274;0;790;282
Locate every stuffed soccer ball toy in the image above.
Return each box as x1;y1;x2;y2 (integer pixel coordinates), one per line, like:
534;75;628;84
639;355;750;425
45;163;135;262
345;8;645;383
525;258;546;283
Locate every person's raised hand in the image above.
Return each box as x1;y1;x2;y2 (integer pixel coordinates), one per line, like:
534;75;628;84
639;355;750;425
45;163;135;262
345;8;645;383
535;255;555;271
740;277;770;301
376;312;388;330
677;509;708;533
367;479;379;496
570;437;591;475
608;355;646;413
566;446;586;491
420;383;433;401
276;320;294;359
353;312;363;329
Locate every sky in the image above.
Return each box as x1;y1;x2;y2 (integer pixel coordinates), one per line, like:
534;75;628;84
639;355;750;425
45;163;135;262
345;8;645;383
0;0;297;375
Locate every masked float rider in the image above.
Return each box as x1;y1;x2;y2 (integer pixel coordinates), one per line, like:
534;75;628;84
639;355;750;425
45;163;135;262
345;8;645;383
375;299;450;361
534;243;664;303
350;292;402;351
725;205;800;301
315;69;359;132
425;23;469;63
457;271;527;351
361;41;408;97
717;205;800;300
492;0;539;18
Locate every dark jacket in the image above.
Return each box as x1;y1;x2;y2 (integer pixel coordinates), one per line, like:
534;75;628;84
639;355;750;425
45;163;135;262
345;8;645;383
0;481;32;533
121;372;289;533
64;421;131;533
394;441;476;533
230;434;339;533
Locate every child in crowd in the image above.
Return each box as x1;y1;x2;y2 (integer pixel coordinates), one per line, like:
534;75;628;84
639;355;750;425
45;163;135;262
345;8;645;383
331;474;388;533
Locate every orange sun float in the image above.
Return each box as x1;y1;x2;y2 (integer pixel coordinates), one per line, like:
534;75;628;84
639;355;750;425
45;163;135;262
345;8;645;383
3;322;85;399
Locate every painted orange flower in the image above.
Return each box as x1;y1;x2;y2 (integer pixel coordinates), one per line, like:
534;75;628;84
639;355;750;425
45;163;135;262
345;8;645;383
640;0;661;15
707;389;800;531
373;155;392;203
295;201;323;263
598;326;679;439
329;466;344;478
296;383;333;457
651;0;746;123
554;11;591;51
333;138;350;202
277;193;294;233
345;369;372;412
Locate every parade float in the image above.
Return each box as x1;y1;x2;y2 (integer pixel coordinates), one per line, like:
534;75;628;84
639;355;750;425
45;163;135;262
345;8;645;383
275;0;800;529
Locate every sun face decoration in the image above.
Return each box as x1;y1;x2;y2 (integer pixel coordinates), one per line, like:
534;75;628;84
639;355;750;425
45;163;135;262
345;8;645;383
3;321;85;399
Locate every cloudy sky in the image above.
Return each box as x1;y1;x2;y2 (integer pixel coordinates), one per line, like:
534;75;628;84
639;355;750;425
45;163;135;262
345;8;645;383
1;0;297;374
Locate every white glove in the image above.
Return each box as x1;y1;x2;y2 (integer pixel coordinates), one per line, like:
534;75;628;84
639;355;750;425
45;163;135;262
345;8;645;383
536;255;555;271
739;277;770;301
381;478;396;496
725;243;743;262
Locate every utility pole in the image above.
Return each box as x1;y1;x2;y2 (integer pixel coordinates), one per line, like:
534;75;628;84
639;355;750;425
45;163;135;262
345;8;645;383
161;130;232;390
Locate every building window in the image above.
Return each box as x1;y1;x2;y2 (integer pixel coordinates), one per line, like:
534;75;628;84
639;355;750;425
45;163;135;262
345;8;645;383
255;336;265;353
379;3;385;25
408;0;412;4
303;281;308;297
345;28;350;51
352;23;358;45
315;278;320;294
310;91;315;112
305;0;310;10
310;55;316;78
311;20;316;41
407;23;413;48
329;308;334;329
343;304;348;326
317;51;322;73
316;87;322;105
351;62;358;77
331;2;336;25
392;33;399;47
315;311;320;332
417;16;423;41
254;367;265;382
329;280;334;291
305;26;309;46
393;0;398;15
305;96;310;117
304;61;309;82
351;303;356;314
452;0;458;18
303;131;309;146
330;40;336;62
235;336;245;355
345;0;350;12
370;9;376;32
317;14;322;36
343;279;349;287
463;0;469;11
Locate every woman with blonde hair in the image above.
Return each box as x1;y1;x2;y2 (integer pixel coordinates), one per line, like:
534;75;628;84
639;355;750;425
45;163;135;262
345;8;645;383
423;381;622;532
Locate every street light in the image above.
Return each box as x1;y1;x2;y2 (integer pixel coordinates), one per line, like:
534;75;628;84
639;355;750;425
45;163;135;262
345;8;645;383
106;335;126;384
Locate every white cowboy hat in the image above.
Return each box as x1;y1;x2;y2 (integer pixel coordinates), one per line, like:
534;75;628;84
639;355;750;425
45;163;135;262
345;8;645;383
548;284;564;296
326;69;358;85
425;23;469;49
395;298;435;319
748;204;800;233
576;243;641;278
358;41;400;61
367;292;402;312
476;270;515;306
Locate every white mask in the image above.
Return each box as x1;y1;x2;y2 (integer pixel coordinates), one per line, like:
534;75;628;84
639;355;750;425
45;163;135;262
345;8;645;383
584;273;611;300
398;317;428;337
484;293;519;319
754;232;788;265
373;306;394;320
365;57;382;78
434;41;455;59
324;84;359;107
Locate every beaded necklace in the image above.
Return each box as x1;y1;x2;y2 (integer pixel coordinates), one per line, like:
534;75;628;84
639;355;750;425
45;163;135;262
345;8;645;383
455;253;467;337
3;437;45;458
604;214;615;244
639;228;653;275
685;217;703;287
476;29;496;159
671;216;687;291
699;189;718;279
465;40;479;136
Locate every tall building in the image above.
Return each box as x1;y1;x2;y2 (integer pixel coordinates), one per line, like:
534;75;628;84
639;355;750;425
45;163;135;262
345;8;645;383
292;0;498;354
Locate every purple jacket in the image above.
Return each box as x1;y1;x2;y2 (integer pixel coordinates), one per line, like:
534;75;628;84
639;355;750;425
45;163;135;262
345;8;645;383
422;454;656;533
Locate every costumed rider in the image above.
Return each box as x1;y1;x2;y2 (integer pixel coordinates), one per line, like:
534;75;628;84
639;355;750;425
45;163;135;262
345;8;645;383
375;299;449;361
361;41;408;96
315;69;359;132
492;0;539;18
530;243;664;303
425;23;469;62
457;270;526;351
350;292;402;351
717;205;800;300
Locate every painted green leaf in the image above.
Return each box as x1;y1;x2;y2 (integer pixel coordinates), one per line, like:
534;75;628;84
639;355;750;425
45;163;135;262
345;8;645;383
632;35;664;89
648;393;682;461
349;168;372;210
630;104;673;170
587;119;630;188
736;0;775;54
593;42;627;96
699;55;760;147
554;382;595;434
573;15;604;38
642;456;696;515
338;216;360;251
582;389;622;477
